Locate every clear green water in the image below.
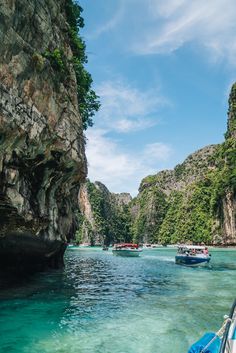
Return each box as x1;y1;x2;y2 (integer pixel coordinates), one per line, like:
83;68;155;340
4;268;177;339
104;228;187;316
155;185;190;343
0;248;235;353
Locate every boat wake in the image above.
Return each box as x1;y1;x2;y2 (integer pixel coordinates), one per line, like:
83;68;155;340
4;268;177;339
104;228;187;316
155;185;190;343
142;255;174;262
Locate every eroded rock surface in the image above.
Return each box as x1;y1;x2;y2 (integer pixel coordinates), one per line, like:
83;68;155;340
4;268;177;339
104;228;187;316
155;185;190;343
78;181;132;246
0;0;87;270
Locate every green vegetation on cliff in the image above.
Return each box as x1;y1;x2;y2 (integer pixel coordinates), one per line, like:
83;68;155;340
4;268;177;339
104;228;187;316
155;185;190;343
131;187;167;244
76;84;236;246
158;182;213;245
132;122;236;245
78;181;132;245
41;1;100;130
65;0;100;129
77;135;236;246
131;82;236;245
225;83;236;139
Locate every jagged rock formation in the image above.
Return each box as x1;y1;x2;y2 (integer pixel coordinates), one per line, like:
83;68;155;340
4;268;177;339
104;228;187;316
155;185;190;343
226;83;236;139
78;180;132;245
139;145;217;195
0;0;87;270
113;192;132;207
131;146;218;244
77;84;235;247
131;85;236;245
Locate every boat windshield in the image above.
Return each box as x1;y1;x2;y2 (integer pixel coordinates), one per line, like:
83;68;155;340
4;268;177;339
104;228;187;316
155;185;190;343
177;246;209;255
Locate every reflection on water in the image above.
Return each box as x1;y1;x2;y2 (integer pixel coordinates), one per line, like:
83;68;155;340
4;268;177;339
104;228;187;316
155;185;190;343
0;248;235;353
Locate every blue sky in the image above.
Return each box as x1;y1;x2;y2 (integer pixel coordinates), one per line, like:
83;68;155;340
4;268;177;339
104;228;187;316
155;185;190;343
79;0;236;196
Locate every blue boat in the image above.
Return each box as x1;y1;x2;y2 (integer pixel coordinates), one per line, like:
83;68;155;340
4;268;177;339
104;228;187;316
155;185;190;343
188;299;236;353
175;245;211;266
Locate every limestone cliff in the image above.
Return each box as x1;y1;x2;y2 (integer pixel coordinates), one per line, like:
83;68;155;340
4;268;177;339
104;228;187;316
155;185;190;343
131;146;218;244
76;84;236;247
131;84;236;245
139;145;217;195
0;0;87;269
78;180;132;245
226;83;236;139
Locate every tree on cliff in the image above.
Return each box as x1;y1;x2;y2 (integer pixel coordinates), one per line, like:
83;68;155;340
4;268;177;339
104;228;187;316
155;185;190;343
65;0;101;130
44;0;100;130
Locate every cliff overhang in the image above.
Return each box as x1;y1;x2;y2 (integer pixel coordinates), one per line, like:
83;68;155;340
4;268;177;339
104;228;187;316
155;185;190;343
0;0;87;271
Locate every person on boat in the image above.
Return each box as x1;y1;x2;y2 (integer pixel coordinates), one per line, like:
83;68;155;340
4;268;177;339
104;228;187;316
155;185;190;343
203;247;209;255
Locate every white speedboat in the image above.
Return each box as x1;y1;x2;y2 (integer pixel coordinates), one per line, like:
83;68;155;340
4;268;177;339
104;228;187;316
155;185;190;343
142;243;163;249
142;243;152;249
67;243;75;248
112;243;142;257
79;243;90;247
151;244;163;248
175;245;211;266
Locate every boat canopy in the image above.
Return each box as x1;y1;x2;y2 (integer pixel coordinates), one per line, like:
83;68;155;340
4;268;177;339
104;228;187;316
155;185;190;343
114;243;139;248
178;245;207;250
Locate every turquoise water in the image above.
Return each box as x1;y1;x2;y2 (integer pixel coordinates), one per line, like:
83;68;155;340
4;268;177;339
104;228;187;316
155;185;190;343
0;248;235;353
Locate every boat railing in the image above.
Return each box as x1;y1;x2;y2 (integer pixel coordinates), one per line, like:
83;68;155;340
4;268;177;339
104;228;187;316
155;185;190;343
219;299;236;353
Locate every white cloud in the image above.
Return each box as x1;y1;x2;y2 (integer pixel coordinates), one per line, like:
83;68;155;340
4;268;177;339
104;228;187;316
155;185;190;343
85;129;172;195
82;0;236;66
115;118;156;133
129;0;236;66
87;2;124;39
95;80;167;133
144;142;172;161
84;79;171;195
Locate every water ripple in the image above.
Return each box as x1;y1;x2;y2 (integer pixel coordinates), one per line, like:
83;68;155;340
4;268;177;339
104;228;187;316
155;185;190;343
0;248;235;353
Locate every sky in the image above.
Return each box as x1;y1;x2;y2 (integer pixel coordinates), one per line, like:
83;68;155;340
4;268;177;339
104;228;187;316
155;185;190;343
79;0;236;196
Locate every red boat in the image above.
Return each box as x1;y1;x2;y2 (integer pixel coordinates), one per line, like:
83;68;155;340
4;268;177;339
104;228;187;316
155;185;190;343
112;243;142;257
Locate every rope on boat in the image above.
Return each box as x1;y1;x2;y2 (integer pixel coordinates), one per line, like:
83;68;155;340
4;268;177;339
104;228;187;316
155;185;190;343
200;317;232;353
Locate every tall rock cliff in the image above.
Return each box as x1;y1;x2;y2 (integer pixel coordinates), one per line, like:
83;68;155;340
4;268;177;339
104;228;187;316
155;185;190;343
78;180;132;245
75;84;236;247
131;84;236;245
131;146;218;244
0;0;87;269
226;83;236;139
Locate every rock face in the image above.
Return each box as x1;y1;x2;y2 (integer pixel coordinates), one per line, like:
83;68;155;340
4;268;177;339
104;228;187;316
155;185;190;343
0;0;87;269
76;84;236;247
139;145;217;195
78;182;99;245
78;180;132;245
226;83;236;139
221;191;236;244
113;193;132;207
131;85;236;245
132;144;236;245
131;146;218;244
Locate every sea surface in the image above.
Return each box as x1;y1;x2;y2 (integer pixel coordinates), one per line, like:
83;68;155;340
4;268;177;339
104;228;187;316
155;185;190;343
0;247;235;353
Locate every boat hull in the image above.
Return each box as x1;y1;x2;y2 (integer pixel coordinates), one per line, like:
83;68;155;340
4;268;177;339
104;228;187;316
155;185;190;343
175;255;210;266
112;249;142;257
